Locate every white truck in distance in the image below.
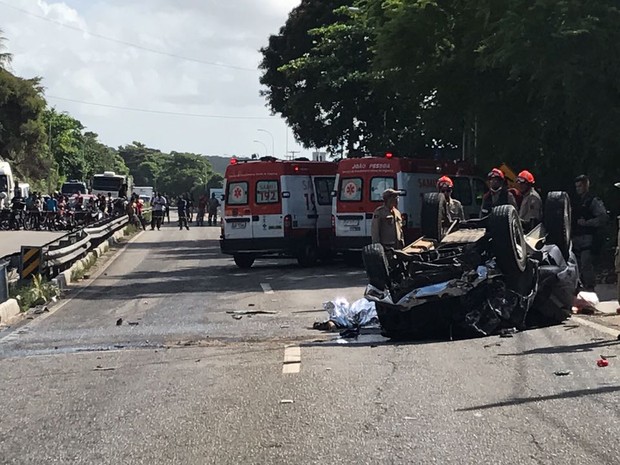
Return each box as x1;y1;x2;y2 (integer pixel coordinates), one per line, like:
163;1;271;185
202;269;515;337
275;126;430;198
91;171;133;198
134;186;154;203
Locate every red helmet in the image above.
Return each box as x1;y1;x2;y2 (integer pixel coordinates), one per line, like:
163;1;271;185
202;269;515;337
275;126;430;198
437;176;454;189
517;170;535;184
487;168;505;180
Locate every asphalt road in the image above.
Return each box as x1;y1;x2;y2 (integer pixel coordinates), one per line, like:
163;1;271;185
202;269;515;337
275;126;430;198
0;230;66;258
1;222;619;464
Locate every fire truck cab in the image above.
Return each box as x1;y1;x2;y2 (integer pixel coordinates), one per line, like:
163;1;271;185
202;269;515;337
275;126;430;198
332;155;486;254
220;157;337;268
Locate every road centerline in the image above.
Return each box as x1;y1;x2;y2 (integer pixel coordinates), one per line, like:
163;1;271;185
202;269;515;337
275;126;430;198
283;345;301;374
260;283;274;294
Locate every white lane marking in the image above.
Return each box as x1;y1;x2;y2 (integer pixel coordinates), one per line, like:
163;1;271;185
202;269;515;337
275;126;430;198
572;316;620;339
260;283;274;294
283;345;301;374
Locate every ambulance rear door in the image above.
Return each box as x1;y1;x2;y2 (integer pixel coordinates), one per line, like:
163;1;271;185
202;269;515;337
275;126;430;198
398;172;441;234
223;177;253;239
251;177;284;239
281;174;316;235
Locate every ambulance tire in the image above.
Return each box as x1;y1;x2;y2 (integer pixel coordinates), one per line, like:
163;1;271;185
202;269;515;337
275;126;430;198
362;243;390;291
544;191;572;260
297;242;318;267
233;254;255;269
421;193;446;241
490;205;528;277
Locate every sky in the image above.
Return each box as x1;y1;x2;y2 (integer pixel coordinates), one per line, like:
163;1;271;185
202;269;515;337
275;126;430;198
1;0;304;158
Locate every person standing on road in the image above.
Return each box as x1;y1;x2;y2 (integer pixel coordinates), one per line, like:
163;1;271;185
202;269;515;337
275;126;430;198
207;193;221;226
572;175;608;291
516;170;543;232
437;176;464;222
163;194;171;224
480;168;518;217
614;182;619;310
371;188;405;249
151;192;166;231
177;194;190;230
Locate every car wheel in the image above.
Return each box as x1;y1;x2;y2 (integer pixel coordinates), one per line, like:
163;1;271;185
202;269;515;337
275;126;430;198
362;243;390;291
297;243;318;267
544;191;572;260
233;254;255;269
490;205;528;276
421;192;447;241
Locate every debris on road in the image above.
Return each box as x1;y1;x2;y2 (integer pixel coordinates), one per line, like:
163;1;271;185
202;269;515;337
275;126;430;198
597;358;609;367
94;366;116;371
227;310;278;315
128;321;139;326
232;315;243;320
280;324;290;329
33;307;49;315
340;327;360;339
115;318;123;326
314;298;378;331
483;342;502;348
554;370;571;376
499;328;518;338
248;303;255;307
280;399;294;404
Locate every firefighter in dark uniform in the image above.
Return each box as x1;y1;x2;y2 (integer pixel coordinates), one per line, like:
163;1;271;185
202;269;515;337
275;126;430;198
371;188;405;249
480;168;518;217
572;175;607;291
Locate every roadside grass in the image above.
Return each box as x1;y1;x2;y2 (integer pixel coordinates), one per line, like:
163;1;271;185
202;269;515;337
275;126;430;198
9;274;60;312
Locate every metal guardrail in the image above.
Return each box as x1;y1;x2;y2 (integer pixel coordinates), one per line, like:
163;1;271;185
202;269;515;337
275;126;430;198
0;215;130;300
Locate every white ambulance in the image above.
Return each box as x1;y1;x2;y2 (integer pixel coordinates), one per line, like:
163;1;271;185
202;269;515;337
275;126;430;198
332;154;486;256
220;157;337;268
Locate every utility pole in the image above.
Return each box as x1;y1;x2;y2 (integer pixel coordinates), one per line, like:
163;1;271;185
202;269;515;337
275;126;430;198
287;150;300;161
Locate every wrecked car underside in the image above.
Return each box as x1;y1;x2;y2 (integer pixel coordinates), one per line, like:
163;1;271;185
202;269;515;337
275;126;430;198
363;191;579;339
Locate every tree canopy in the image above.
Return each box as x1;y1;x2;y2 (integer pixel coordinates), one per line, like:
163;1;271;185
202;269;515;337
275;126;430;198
260;0;620;196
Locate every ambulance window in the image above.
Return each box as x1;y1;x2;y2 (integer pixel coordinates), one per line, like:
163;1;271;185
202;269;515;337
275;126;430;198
227;182;248;205
453;177;473;206
314;178;335;205
473;178;488;205
339;178;363;202
370;177;395;202
256;180;279;204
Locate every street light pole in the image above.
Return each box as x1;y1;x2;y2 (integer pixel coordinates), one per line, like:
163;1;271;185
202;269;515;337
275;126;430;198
253;140;269;158
257;129;275;157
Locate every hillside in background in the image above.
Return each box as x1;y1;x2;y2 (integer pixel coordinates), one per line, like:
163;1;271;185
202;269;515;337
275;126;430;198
204;155;250;175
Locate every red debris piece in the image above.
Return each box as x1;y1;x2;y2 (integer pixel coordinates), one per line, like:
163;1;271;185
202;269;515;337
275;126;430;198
597;359;609;368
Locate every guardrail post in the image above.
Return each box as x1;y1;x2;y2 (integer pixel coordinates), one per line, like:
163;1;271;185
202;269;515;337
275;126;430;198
0;260;8;303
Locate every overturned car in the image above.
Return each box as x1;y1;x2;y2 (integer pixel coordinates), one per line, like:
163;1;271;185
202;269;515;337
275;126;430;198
362;192;579;339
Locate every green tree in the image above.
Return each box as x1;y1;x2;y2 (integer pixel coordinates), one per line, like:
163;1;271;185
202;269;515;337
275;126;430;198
82;131;128;181
43;108;85;181
157;152;213;197
0;70;49;182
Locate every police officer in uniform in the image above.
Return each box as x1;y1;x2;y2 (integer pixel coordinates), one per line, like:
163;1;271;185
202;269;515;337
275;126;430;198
371;188;405;249
480;168;518;217
572;175;607;291
516;170;543;232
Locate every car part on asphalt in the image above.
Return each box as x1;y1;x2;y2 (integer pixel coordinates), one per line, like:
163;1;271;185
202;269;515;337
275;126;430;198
363;192;577;340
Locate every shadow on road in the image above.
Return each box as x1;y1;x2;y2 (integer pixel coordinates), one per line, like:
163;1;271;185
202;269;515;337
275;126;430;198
498;339;620;357
457;385;620;412
71;237;366;301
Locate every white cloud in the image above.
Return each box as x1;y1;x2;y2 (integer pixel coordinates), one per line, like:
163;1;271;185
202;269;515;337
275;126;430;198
1;0;306;158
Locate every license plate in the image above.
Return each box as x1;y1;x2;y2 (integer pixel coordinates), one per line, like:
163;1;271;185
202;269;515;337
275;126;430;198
344;219;359;226
232;222;247;229
348;226;361;231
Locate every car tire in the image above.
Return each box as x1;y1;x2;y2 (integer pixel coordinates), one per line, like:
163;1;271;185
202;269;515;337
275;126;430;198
421;192;447;241
362;243;390;291
544;191;572;260
233;254;255;269
490;205;528;277
297;242;318;267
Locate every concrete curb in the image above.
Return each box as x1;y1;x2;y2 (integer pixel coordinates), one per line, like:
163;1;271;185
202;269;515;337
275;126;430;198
0;298;21;325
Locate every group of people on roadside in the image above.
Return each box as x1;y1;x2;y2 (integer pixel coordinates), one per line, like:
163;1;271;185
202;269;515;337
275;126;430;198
371;168;616;302
146;191;221;231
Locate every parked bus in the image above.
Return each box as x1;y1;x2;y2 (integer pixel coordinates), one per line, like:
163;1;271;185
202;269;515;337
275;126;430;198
91;172;133;198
